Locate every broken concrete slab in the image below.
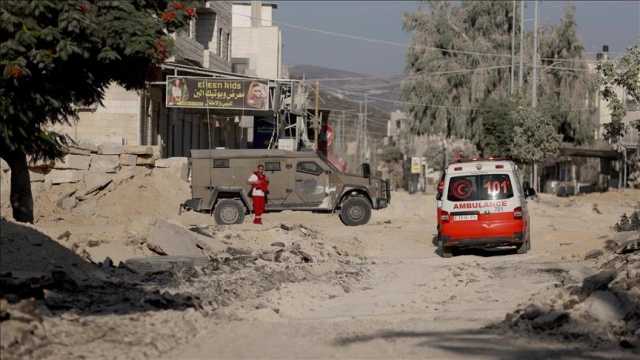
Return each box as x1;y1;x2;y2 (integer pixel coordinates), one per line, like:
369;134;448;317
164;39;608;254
147;219;212;257
531;310;569;330
154;157;189;181
584;249;604;260
124;145;154;155
97;143;123;155
81;172;114;196
119;153;137;166
582;270;617;295
90;155;119;173
77;141;99;153
64;146;92;156
29;171;45;183
45;170;82;184
57;196;78;210
54;154;91;170
136;155;157;166
577;291;626;323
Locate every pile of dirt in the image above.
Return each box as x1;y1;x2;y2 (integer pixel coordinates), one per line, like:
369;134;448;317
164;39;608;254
498;230;640;350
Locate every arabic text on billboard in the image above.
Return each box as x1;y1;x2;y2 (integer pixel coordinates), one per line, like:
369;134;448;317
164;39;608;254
166;76;270;110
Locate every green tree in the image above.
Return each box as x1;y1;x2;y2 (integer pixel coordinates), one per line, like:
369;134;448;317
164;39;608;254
538;5;598;144
596;43;640;145
0;0;194;222
510;106;562;164
476;96;517;157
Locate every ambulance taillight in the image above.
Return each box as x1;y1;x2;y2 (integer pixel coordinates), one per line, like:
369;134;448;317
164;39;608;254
440;210;450;223
513;207;523;219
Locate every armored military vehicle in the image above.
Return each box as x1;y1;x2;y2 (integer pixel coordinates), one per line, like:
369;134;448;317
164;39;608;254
182;149;390;226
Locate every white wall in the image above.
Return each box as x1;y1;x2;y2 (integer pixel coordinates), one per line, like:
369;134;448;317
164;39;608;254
232;3;273;27
232;26;282;79
52;84;141;145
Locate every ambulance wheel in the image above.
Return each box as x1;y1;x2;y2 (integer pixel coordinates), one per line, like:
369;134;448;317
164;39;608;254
214;199;245;225
437;237;453;258
339;197;372;226
516;238;530;254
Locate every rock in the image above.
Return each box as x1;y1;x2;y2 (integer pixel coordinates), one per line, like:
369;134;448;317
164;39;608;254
29;170;45;183
520;304;546;320
56;231;72;241
119;153;137;166
147;219;210;257
87;239;101;247
56;196;78;210
271;242;286;248
90;155;119;173
582;270;617;295
136;155;157;166
259;251;276;262
578;291;626;323
124;145;154;155
154;157;189;181
226;247;253;256
617;239;640;254
82;172;113;196
97;142;123;155
54;154;91;170
280;224;292;231
45;169;82;184
100;257;114;268
531;310;569;330
584;249;604;260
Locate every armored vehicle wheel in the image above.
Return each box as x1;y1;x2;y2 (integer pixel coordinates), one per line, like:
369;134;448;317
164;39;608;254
339;197;372;226
214;199;245;225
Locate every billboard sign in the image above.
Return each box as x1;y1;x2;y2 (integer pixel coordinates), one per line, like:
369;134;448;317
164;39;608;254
166;76;270;110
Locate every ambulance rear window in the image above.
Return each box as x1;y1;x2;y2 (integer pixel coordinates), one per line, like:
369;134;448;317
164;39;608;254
447;174;513;202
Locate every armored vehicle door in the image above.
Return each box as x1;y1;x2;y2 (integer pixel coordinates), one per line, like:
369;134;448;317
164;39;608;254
261;159;293;207
293;160;330;206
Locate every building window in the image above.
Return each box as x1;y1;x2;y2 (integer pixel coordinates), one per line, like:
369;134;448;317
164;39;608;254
195;12;216;49
217;28;222;56
264;161;281;172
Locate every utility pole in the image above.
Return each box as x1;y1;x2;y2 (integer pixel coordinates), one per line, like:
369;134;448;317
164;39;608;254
532;0;540;191
357;101;363;165
518;0;525;90
314;80;319;150
364;93;369;162
510;0;516;95
532;0;539;108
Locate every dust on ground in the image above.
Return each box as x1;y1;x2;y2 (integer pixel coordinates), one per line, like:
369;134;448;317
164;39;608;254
1;166;639;359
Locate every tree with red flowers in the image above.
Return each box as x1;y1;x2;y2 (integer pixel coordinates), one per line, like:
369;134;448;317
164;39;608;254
0;0;196;222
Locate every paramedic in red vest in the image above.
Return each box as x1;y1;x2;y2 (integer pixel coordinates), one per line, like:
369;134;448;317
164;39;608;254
248;164;269;224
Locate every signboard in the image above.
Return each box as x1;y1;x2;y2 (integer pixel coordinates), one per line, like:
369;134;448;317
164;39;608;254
166;76;270;110
411;157;422;174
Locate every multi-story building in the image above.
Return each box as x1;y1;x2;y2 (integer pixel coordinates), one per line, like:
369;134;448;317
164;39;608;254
231;1;283;79
54;1;257;157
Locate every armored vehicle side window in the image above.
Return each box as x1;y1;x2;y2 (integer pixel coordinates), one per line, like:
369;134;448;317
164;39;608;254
296;161;322;176
264;161;281;171
213;159;229;168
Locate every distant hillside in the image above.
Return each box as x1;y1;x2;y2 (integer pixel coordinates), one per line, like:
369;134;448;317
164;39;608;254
288;64;404;140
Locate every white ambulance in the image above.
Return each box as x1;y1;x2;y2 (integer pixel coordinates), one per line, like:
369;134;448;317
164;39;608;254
436;159;535;257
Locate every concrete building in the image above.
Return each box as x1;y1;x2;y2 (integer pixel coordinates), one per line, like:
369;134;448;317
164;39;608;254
231;1;283;79
384;110;408;146
55;1;253;157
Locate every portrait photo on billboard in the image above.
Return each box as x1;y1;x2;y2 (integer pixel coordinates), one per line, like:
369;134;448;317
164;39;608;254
167;78;188;106
245;81;269;110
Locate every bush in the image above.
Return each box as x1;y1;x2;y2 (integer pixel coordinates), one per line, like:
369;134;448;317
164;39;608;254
380;146;404;162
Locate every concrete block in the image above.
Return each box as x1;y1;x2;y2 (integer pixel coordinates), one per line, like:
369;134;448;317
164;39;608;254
46;170;82;184
54;154;91;170
78;142;99;153
82;172;114;195
29;170;45;182
154;157;189;181
147;219;209;257
90;155;120;173
97;143;123;155
1;158;9;172
124;145;153;155
66;146;92;156
136;155;157;166
119;154;138;166
27;157;54;170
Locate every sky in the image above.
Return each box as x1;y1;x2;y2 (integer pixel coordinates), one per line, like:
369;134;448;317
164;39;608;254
273;1;640;76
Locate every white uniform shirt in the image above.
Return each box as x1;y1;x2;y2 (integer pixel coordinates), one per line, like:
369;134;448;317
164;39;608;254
248;174;265;197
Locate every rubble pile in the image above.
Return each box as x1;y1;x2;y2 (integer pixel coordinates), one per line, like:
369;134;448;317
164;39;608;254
499;229;640;349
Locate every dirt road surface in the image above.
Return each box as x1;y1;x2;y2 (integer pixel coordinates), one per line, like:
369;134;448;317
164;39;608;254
163;191;639;360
